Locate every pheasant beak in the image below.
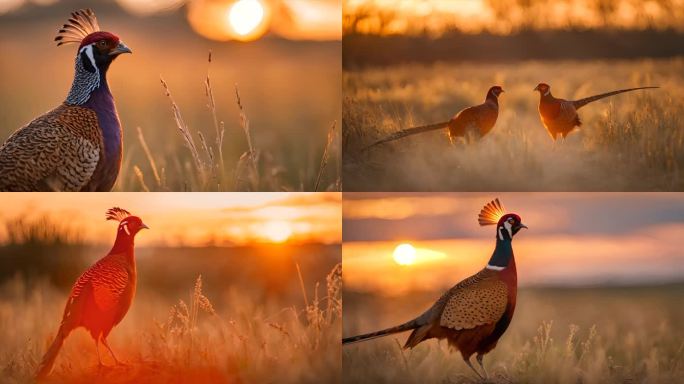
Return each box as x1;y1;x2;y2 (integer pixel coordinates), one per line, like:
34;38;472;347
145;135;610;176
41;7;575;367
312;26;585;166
141;222;150;230
518;223;528;230
109;41;132;56
533;85;539;92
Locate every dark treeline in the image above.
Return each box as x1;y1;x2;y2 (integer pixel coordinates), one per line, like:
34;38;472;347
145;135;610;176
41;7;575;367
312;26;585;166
343;29;684;68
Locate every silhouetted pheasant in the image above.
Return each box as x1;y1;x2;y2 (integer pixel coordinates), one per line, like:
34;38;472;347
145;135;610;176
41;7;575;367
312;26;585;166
36;208;148;379
534;83;658;140
0;9;132;191
365;86;504;149
343;199;526;379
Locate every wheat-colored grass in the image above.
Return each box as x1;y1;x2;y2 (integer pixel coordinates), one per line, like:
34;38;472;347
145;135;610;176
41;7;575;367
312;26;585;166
343;58;684;191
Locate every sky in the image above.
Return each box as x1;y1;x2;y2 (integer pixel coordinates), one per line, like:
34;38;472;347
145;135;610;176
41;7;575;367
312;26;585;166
343;193;684;293
0;0;341;41
0;193;341;247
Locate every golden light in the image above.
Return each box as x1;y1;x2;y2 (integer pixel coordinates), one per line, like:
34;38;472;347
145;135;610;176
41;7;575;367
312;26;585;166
393;243;417;266
271;0;342;41
229;0;265;36
115;0;184;16
187;0;271;42
262;220;293;243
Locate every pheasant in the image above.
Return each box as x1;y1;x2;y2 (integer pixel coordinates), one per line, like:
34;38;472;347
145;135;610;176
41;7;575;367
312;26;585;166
534;83;658;140
36;208;148;379
0;9;132;191
365;86;504;149
343;199;526;379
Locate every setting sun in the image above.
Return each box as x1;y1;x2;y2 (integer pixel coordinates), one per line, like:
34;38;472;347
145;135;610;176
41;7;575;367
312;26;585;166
262;220;294;243
393;243;416;266
228;0;265;36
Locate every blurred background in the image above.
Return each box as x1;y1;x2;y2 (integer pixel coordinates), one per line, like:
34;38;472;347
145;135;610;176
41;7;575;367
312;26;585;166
344;0;684;65
343;193;684;383
0;192;341;383
0;0;341;191
342;0;684;192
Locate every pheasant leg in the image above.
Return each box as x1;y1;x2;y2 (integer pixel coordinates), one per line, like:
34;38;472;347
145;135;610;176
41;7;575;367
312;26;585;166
101;337;123;365
476;354;489;379
464;358;484;379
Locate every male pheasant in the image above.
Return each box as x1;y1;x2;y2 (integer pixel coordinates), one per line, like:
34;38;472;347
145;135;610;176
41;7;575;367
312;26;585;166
343;199;526;379
365;86;504;149
534;83;658;140
0;9;132;191
36;208;148;379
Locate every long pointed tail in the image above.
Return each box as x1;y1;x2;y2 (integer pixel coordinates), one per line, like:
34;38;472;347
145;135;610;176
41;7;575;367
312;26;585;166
364;121;449;150
572;86;659;110
343;318;420;345
36;326;69;379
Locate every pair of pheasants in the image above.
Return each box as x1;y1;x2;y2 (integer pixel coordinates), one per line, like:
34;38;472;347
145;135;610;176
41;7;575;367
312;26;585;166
367;84;658;149
343;199;527;379
36;208;147;379
0;9;130;191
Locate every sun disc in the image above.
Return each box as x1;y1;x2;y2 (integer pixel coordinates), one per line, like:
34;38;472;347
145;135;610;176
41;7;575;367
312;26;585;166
228;0;265;36
393;243;417;266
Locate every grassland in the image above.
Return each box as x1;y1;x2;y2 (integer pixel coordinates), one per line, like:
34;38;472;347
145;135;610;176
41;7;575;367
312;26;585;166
343;58;684;191
0;16;341;192
343;285;684;384
0;217;342;384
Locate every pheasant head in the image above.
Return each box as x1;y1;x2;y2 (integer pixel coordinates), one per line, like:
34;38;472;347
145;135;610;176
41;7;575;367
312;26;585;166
478;198;527;241
486;85;505;102
534;83;552;97
106;207;149;239
56;9;132;105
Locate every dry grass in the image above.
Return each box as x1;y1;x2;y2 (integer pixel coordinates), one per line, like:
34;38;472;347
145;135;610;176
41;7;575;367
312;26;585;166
342;286;684;384
343;58;684;191
0;264;342;384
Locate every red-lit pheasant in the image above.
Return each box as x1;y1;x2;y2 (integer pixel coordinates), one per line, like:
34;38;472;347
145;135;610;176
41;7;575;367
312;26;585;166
0;9;132;191
342;199;526;379
365;86;504;149
534;83;658;140
36;208;148;379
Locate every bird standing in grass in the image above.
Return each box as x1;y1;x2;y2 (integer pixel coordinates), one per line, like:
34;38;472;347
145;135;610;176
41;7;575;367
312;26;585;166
0;9;132;191
36;208;148;379
365;86;504;149
343;199;526;379
534;83;658;140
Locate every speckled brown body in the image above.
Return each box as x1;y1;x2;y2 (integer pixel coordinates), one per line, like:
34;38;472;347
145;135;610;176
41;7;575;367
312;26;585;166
0;104;104;191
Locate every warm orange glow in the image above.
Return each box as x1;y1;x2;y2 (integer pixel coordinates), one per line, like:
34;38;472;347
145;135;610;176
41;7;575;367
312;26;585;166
0;193;341;247
115;0;184;16
187;0;271;42
261;220;293;243
393;243;416;265
272;0;343;40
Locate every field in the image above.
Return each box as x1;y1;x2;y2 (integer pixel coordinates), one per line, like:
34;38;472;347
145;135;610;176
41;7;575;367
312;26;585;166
343;285;684;384
0;11;341;192
343;58;684;191
0;218;341;384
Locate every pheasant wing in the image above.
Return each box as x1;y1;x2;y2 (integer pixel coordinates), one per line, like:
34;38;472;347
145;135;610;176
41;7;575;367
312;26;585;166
439;271;508;330
0;105;101;191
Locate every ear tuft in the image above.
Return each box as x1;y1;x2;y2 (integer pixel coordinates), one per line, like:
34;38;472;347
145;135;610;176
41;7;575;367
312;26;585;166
106;207;131;222
55;9;100;47
478;198;506;226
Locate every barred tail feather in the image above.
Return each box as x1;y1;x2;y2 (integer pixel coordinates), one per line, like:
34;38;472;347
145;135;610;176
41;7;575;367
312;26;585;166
36;326;69;379
343;319;420;345
364;121;450;150
573;86;659;110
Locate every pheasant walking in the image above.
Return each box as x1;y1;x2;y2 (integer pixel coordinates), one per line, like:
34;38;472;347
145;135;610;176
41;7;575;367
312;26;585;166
343;199;526;379
0;9;132;191
36;208;148;379
534;83;658;140
365;86;504;149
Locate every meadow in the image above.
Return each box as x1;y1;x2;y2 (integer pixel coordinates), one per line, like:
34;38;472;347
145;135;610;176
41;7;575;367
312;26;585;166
0;217;341;384
0;11;341;191
343;58;684;191
343;285;684;384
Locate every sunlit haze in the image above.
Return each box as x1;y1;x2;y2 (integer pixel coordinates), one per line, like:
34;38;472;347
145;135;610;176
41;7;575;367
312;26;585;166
0;193;341;247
